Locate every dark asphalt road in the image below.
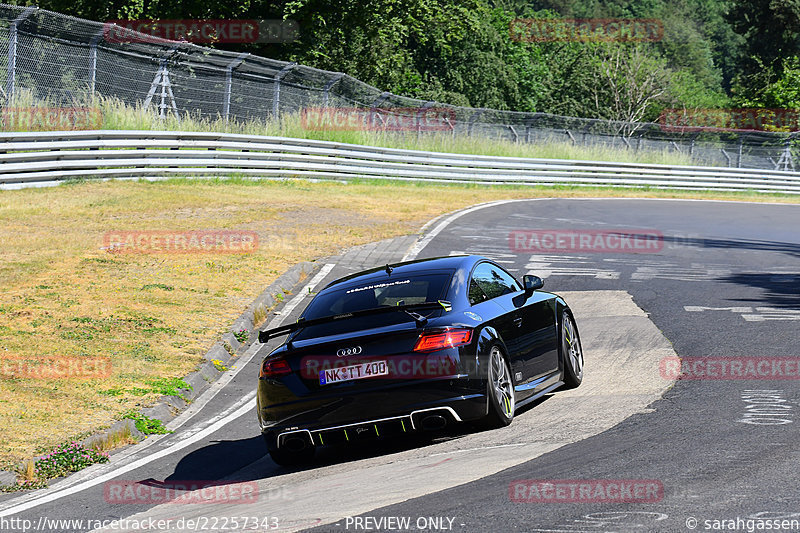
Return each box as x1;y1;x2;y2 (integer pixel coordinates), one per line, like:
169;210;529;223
322;198;800;532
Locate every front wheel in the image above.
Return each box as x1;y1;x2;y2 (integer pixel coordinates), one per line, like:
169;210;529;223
561;311;583;389
483;345;515;428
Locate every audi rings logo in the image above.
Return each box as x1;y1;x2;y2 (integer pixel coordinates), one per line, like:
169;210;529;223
336;346;363;357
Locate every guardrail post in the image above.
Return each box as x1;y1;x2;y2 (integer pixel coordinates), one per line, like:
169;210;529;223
322;73;344;107
223;52;249;122
5;7;37;104
272;62;296;119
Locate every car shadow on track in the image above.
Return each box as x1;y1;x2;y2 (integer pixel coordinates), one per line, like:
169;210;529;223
161;394;555;483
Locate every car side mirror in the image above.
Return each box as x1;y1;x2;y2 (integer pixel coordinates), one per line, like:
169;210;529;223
523;274;544;295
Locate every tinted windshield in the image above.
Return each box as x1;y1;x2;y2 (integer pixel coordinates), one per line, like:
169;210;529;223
293;272;452;340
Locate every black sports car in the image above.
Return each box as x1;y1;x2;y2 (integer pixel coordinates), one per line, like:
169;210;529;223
256;255;583;465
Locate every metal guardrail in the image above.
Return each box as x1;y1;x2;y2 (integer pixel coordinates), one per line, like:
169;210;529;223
2;130;800;193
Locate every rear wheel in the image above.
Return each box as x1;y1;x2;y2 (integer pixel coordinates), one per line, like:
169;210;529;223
561;311;583;389
483;345;515;428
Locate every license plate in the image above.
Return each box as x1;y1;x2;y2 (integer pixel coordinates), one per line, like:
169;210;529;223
319;360;388;385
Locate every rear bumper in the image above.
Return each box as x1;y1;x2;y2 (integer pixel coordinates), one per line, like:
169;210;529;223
258;378;487;450
266;405;468;451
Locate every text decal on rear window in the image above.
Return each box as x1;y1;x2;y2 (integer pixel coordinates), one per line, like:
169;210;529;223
346;279;411;294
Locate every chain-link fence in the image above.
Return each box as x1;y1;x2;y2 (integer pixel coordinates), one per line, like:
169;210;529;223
1;3;796;171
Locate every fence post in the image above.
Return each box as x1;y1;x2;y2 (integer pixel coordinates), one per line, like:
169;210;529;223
272;62;296;119
322;73;344;107
508;125;518;143
776;135;796;172
416;101;434;136
370;91;391;130
143;46;179;120
467;110;484;137
88;28;105;97
737;137;743;168
223;52;249;122
5;6;37;104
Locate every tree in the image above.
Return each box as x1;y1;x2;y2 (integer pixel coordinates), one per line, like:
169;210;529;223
728;0;800;74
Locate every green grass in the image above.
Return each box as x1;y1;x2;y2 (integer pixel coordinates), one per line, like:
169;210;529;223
122;412;172;435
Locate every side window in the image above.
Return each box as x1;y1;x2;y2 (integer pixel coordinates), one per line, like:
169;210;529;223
492;265;521;292
468;279;487;305
470;262;519;303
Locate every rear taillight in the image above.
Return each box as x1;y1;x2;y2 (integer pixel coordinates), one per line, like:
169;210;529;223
413;329;473;352
260;358;291;378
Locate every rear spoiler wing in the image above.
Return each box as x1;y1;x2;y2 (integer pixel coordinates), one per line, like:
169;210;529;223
258;300;452;343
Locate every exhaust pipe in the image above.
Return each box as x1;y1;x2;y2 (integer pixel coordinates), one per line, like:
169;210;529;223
420;414;447;431
281;435;311;452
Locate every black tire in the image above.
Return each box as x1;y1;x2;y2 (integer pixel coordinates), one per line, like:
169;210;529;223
561;311;583;389
482;345;515;428
268;445;315;466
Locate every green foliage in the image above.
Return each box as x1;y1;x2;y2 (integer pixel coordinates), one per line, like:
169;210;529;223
233;329;249;343
122;411;173;435
735;57;800;112
33;441;109;479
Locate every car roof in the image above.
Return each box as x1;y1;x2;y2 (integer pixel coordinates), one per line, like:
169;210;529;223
321;255;482;291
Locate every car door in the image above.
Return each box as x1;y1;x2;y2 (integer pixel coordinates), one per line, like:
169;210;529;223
468;262;526;384
477;263;559;384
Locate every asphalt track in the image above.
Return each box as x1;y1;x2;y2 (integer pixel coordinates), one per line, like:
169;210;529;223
1;198;798;533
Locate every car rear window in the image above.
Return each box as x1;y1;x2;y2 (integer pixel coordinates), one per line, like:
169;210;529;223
293;272;452;340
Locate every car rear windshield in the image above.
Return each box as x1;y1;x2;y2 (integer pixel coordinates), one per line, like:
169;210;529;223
293;272;452;340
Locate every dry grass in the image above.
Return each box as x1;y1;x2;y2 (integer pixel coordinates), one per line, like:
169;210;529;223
20;460;35;482
89;424;137;453
0;177;797;466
